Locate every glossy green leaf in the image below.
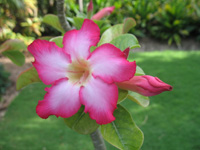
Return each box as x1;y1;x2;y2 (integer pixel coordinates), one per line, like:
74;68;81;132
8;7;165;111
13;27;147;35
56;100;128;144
43;14;65;33
98;18;136;46
16;67;41;90
63;106;99;135
73;17;105;30
118;89;128;103
98;24;123;46
0;39;26;53
2;50;25;66
135;66;145;76
128;92;149;107
123;18;136;33
101;105;144;150
110;34;140;51
49;36;63;48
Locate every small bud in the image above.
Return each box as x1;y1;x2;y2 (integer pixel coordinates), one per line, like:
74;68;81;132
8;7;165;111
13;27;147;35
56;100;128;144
87;0;93;19
92;6;115;20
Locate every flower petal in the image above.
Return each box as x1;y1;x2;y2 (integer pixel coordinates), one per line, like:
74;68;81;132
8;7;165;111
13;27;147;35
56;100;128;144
80;76;118;125
63;19;100;60
117;75;173;96
28;39;71;85
36;78;81;119
89;44;136;83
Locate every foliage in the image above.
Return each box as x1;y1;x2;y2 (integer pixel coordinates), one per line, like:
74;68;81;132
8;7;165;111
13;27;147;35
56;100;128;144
0;39;26;66
66;0;200;45
0;64;11;101
148;0;196;46
0;0;43;42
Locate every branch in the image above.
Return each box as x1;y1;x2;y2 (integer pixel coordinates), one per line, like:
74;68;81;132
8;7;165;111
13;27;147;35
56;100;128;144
90;129;106;150
56;0;71;32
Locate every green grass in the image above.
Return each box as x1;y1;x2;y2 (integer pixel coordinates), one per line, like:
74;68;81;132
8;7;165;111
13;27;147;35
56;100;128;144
0;50;200;150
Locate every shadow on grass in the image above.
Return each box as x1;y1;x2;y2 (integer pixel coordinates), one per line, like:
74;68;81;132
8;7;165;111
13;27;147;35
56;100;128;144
0;51;200;150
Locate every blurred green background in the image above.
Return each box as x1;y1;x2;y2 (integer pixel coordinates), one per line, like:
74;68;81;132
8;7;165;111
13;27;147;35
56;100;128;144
1;0;200;45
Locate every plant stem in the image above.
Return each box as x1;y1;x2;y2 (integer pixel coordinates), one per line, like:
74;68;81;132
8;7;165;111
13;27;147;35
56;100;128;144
56;0;71;32
90;129;106;150
78;0;83;12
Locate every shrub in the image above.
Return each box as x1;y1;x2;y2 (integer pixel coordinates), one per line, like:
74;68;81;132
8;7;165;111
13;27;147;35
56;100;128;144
0;63;11;101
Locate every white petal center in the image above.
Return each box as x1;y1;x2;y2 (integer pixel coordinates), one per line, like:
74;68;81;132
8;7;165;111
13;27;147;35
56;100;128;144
67;59;91;85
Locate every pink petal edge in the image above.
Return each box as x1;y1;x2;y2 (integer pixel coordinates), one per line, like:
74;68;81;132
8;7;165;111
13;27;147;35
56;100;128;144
63;19;100;61
80;76;118;125
36;78;81;119
88;43;136;84
28;39;71;85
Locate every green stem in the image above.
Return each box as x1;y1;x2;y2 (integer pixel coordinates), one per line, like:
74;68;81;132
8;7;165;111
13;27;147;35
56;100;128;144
56;0;71;32
90;129;106;150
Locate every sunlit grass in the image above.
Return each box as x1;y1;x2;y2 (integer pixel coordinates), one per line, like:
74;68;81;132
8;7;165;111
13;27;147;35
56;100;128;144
0;50;200;150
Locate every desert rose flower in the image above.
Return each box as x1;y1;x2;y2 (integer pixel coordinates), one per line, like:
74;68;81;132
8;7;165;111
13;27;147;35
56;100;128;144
28;19;136;125
92;6;115;20
117;75;173;96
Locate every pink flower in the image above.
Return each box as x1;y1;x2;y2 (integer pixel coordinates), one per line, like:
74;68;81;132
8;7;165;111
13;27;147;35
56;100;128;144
117;75;172;97
92;6;115;20
28;19;136;125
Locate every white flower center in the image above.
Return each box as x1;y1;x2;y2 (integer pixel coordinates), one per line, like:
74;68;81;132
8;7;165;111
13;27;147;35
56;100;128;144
67;59;91;85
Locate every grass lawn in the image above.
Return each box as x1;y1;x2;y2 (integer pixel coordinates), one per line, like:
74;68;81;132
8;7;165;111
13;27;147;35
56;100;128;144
0;50;200;150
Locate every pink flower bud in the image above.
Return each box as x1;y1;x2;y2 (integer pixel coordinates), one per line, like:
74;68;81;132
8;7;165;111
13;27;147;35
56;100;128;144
92;6;115;20
87;0;93;13
117;75;172;96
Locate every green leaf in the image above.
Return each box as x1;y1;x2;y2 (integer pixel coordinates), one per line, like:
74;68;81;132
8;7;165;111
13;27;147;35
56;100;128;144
73;17;105;30
118;89;128;103
16;67;41;90
135;66;145;76
0;39;26;53
39;36;54;41
123;18;136;33
100;23;111;35
49;36;63;48
98;19;136;46
128;92;149;107
2;50;25;66
63;106;99;135
98;24;123;46
110;34;140;51
73;17;84;30
43;14;65;33
101;105;144;150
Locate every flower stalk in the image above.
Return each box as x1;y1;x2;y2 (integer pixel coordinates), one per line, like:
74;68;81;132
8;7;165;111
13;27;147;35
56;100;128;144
56;0;71;32
90;129;106;150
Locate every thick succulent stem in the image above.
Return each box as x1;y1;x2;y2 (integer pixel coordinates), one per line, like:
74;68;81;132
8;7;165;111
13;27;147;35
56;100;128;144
90;129;107;150
56;0;71;32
